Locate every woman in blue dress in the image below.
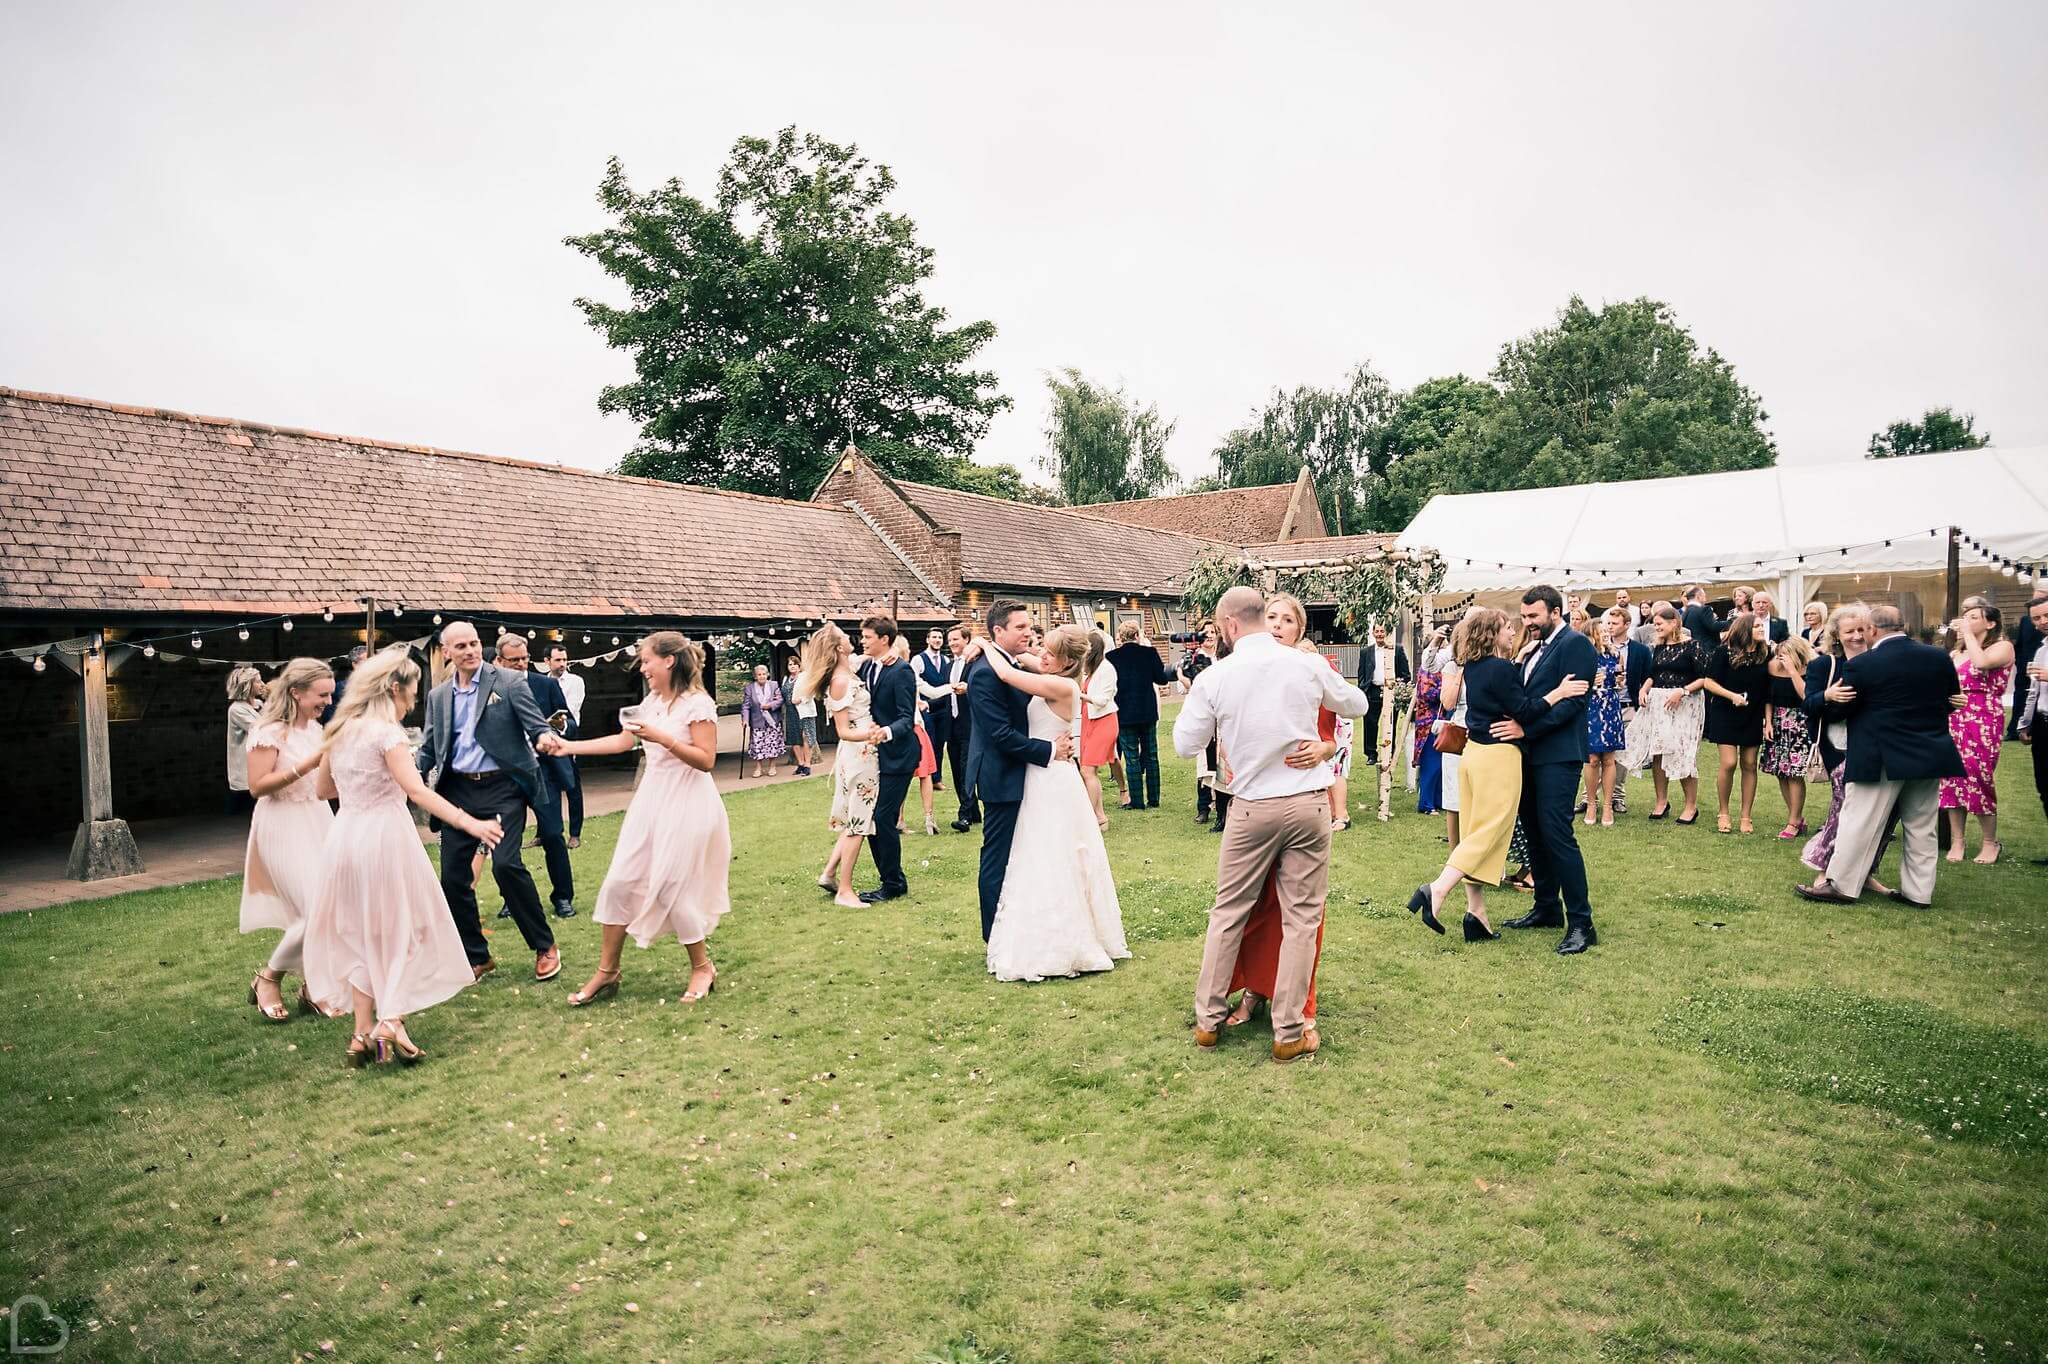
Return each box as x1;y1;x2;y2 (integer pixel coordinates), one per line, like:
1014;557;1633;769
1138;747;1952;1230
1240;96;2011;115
1581;613;1627;826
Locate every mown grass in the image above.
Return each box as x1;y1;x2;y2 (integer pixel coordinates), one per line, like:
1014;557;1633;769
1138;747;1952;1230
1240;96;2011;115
1;728;2043;1362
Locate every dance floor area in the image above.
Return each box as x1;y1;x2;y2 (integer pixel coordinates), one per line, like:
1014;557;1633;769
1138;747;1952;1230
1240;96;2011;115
2;737;2042;1361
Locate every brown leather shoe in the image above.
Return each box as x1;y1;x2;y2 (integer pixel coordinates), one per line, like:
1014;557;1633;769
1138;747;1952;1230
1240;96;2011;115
471;958;498;982
1792;881;1857;905
535;946;562;982
1193;1025;1222;1049
1272;1030;1321;1064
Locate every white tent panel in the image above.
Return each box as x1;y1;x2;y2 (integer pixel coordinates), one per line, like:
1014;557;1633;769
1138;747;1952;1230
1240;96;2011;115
1398;447;2048;593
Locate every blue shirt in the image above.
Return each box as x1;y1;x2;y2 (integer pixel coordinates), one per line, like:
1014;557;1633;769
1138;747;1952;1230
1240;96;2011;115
451;673;499;774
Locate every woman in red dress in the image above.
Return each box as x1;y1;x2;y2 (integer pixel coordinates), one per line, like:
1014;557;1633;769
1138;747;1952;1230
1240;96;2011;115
1225;593;1339;1027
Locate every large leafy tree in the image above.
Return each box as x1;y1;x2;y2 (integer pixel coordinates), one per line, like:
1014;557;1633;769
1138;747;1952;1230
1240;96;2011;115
566;129;1011;500
1365;375;1498;531
1040;368;1177;505
1210;364;1395;535
1867;406;1990;458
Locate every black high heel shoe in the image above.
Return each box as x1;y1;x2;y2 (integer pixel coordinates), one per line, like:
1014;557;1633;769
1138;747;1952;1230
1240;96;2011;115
1462;912;1500;942
1408;886;1444;935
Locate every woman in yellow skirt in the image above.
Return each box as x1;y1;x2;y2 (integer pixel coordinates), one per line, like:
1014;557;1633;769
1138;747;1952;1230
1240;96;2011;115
1408;608;1589;941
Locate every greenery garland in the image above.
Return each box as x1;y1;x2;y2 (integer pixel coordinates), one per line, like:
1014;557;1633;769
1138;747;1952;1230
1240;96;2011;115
1182;548;1446;635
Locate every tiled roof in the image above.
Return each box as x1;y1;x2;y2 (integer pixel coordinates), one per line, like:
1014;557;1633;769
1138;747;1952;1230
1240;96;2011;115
0;388;945;622
1076;482;1303;544
1242;533;1400;566
893;479;1222;597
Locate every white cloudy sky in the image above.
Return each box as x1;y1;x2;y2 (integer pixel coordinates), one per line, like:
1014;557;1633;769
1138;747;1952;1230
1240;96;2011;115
4;1;2044;489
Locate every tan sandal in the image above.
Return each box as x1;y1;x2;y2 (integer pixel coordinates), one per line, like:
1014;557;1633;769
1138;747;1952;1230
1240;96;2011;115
248;969;291;1023
568;967;621;1008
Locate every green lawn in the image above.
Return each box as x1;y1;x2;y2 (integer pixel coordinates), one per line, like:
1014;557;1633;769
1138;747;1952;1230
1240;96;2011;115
3;731;2045;1362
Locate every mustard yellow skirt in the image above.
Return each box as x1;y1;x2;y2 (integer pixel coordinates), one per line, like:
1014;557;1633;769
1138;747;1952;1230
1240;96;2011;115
1447;741;1523;887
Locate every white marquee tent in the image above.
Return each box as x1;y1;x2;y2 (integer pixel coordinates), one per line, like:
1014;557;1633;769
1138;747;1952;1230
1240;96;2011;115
1396;446;2048;623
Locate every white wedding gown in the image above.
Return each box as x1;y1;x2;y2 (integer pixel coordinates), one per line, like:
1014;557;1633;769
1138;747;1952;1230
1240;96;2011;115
986;696;1130;982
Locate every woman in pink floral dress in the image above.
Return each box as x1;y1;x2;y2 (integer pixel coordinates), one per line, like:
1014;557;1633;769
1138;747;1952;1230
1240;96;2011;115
1938;596;2015;864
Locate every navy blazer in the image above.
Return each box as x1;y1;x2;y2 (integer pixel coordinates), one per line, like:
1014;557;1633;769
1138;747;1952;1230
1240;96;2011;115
1516;627;1597;766
1622;640;1654;706
1105;642;1174;727
865;657;921;776
1837;636;1966;783
1803;652;1848;769
964;654;1053;804
1682;603;1722;650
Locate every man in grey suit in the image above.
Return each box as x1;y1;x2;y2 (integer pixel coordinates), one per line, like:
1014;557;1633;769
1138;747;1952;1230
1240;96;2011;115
417;621;567;982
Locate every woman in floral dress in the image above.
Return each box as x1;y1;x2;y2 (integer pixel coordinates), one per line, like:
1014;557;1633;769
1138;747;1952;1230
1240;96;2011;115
796;624;882;907
1938;597;2015;864
1580;619;1627;826
741;663;786;778
1760;636;1817;838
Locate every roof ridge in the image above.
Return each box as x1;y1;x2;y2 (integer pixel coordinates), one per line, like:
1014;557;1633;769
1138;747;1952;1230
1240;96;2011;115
1083;482;1295;511
0;385;844;515
892;477;1231;548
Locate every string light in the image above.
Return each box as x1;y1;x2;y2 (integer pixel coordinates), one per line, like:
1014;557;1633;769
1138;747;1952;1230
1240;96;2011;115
322;608;334;621
432;613;443;625
237;628;250;641
143;645;156;657
281;619;293;632
191;635;202;650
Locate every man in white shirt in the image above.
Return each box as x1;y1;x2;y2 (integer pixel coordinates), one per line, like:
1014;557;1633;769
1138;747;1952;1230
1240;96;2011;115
1175;586;1370;1063
543;643;586;846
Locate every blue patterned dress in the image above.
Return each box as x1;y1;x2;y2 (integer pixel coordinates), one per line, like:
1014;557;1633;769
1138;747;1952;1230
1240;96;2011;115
1585;651;1626;755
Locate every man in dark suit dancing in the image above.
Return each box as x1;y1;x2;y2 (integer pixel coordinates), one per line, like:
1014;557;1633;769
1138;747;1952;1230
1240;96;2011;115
2018;593;2048;859
944;623;980;831
1796;604;1967;907
856;615;920;904
493;632;577;920
965;599;1072;940
416;620;567;982
1494;586;1600;954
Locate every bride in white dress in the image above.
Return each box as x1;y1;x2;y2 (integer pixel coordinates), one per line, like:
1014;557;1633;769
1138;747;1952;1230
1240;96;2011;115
970;625;1129;983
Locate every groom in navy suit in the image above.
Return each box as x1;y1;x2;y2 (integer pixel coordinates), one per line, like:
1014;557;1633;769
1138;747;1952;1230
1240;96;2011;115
966;599;1074;940
1493;585;1601;954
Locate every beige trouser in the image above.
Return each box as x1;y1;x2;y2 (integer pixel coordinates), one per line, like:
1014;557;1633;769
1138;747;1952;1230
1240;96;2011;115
1194;789;1331;1043
1824;776;1940;904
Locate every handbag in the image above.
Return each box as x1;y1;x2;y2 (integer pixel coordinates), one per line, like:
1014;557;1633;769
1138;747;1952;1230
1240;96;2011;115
1434;720;1468;755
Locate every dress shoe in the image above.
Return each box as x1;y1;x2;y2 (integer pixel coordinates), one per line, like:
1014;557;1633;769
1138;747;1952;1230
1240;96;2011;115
1408;885;1443;935
951;818;972;833
1462;912;1500;942
471;958;498;982
552;898;578;919
1501;908;1564;931
534;946;562;982
1554;925;1597;955
496;905;514;919
858;887;908;904
2031;855;2048;867
1792;881;1857;905
1885;889;1932;909
1272;1030;1321;1063
1193;1024;1222;1049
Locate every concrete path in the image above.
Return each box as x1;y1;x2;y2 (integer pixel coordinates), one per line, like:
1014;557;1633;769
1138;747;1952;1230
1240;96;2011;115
0;715;822;913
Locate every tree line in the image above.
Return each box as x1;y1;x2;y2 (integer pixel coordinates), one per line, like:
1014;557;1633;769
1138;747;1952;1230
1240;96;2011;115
571;128;1991;528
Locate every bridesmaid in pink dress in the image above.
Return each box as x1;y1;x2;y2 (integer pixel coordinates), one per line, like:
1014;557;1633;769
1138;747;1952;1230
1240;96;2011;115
239;658;337;1022
302;649;504;1067
1937;597;2015;864
553;631;730;1008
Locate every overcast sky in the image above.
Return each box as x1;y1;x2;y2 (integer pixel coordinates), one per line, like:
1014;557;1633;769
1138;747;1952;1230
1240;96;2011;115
5;2;2044;491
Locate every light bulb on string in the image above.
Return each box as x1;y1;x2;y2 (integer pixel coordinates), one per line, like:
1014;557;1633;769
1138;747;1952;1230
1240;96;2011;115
393;604;404;617
323;608;334;622
582;634;591;644
432;613;443;625
281;619;293;632
191;635;202;650
611;636;621;646
238;628;250;641
143;644;156;657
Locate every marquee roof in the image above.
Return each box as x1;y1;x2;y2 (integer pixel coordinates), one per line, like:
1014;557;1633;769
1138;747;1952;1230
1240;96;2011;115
1396;447;2048;592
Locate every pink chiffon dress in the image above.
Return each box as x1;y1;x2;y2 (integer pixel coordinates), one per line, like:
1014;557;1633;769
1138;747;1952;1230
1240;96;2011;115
301;720;474;1020
238;720;335;972
593;690;732;948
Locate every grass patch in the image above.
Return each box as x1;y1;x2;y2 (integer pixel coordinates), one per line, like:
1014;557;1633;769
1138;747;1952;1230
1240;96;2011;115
1;733;2044;1360
1661;985;2048;1152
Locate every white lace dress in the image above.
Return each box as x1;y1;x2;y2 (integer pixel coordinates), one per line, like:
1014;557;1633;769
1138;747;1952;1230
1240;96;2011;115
986;696;1130;983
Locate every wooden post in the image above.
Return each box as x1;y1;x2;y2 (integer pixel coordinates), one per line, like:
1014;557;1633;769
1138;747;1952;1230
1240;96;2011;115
1944;526;1961;625
889;590;899;623
66;629;143;880
365;595;378;653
